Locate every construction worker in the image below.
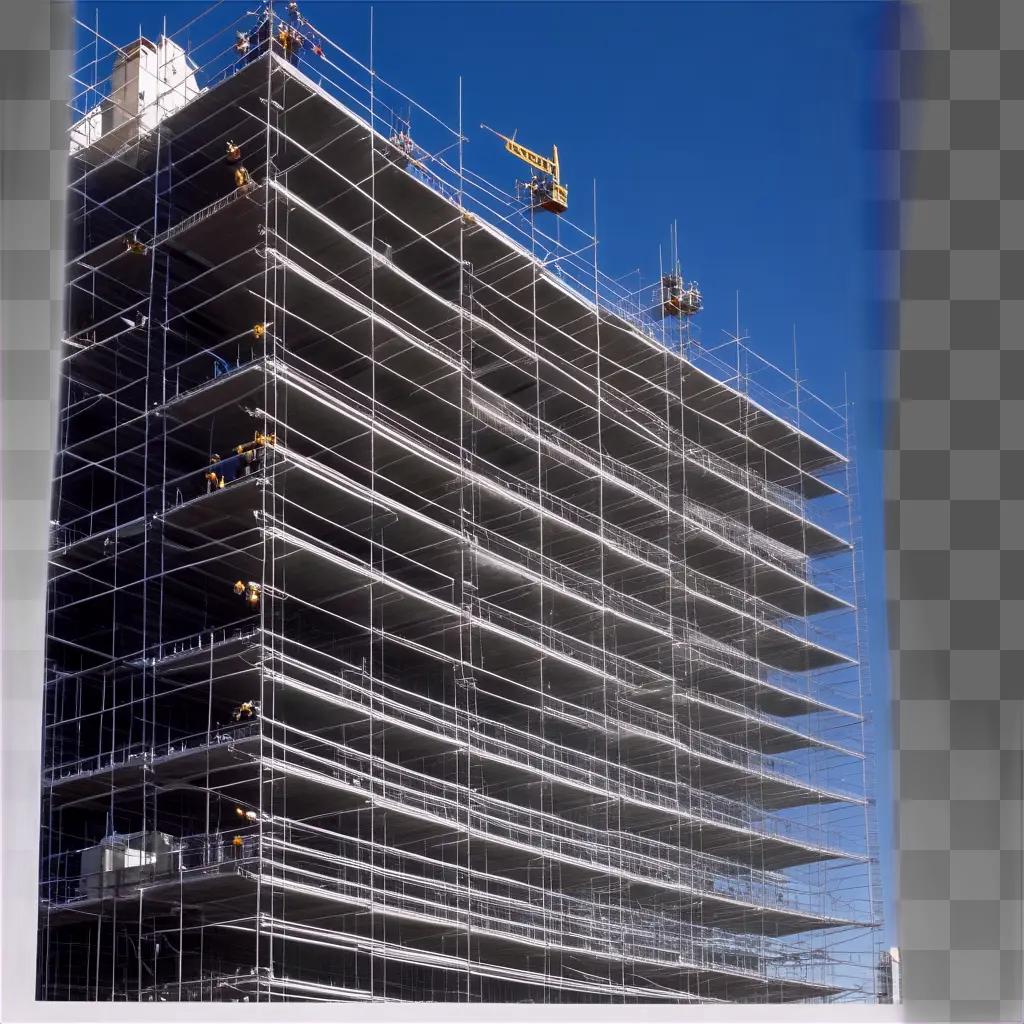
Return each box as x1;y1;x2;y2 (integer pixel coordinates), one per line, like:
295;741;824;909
286;1;325;59
393;129;414;164
204;454;223;493
207;435;268;493
287;1;325;59
232;700;257;722
233;165;252;190
225;140;241;164
124;233;146;256
277;21;303;64
231;834;243;859
286;0;323;58
252;322;267;342
233;580;261;607
231;4;276;65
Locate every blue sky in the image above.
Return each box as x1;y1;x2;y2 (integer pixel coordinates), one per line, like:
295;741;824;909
78;0;895;944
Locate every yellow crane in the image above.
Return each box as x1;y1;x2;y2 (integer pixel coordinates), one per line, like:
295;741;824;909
482;124;568;215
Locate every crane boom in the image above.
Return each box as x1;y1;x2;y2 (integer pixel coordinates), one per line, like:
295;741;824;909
481;124;567;214
503;134;558;179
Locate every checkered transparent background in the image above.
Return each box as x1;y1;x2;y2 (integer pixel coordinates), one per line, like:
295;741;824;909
893;1;1024;1021
0;1;71;1019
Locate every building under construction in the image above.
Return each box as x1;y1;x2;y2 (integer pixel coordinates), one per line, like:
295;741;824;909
39;2;881;1004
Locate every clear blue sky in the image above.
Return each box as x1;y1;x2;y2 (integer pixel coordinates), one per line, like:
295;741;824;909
78;0;895;945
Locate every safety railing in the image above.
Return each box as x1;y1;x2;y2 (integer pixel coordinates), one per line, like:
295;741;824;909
38;826;261;907
268;656;861;814
473;384;836;539
471;596;853;754
44;720;260;784
37;825;843;991
472;389;811;573
262;721;859;869
259;832;836;985
39;806;870;933
271;357;783;579
260;629;855;781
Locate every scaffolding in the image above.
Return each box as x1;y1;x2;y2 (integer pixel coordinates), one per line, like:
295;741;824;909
39;1;881;1004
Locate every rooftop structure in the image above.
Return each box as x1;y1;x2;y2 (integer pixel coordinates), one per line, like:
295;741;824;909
39;2;881;1003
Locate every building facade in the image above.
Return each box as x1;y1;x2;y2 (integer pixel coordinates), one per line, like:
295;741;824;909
39;5;879;1003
